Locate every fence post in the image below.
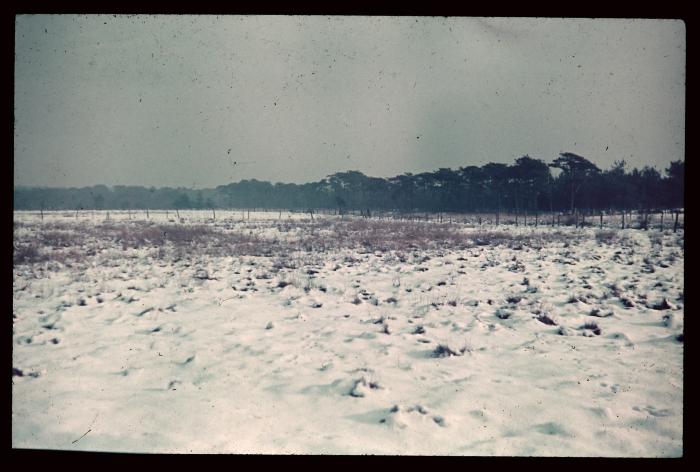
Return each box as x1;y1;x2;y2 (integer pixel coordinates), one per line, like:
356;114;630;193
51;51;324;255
600;211;603;229
40;208;43;221
621;211;625;229
660;210;664;231
146;208;149;219
674;211;679;233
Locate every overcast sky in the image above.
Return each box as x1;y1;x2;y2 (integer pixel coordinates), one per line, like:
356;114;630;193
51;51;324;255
14;15;685;189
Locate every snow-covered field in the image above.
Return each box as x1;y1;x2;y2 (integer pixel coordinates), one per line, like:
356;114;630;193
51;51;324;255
12;211;684;455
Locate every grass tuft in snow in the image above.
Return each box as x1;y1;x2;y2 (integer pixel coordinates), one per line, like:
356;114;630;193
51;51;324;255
651;298;673;310
536;313;557;326
589;308;614;318
495;308;513;319
580;321;602;335
432;344;467;358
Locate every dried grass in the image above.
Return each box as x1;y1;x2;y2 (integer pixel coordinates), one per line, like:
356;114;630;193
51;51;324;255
11;217;655;266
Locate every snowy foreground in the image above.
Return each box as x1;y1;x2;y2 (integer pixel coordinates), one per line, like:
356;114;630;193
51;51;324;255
13;212;683;455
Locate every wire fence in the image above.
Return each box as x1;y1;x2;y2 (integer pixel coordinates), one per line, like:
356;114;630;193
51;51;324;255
13;208;685;232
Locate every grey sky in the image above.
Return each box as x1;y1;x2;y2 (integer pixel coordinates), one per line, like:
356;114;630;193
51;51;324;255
14;15;685;188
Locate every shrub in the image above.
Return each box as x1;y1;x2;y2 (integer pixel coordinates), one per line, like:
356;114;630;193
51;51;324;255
13;244;46;265
595;230;618;244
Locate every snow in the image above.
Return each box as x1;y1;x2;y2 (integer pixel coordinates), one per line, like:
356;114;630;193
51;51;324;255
12;211;683;455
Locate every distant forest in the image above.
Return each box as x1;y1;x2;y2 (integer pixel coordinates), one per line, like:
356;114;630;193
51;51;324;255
14;153;684;214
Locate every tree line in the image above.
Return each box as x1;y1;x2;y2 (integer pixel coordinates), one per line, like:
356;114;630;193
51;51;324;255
13;153;684;214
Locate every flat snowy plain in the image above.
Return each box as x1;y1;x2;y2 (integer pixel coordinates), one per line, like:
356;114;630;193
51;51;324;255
12;210;683;455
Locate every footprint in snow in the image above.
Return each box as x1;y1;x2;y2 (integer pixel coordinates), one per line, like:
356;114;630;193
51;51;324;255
177;355;195;366
634;405;673;417
348;376;382;397
534;422;573;437
378;404;446;428
13;367;39;378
